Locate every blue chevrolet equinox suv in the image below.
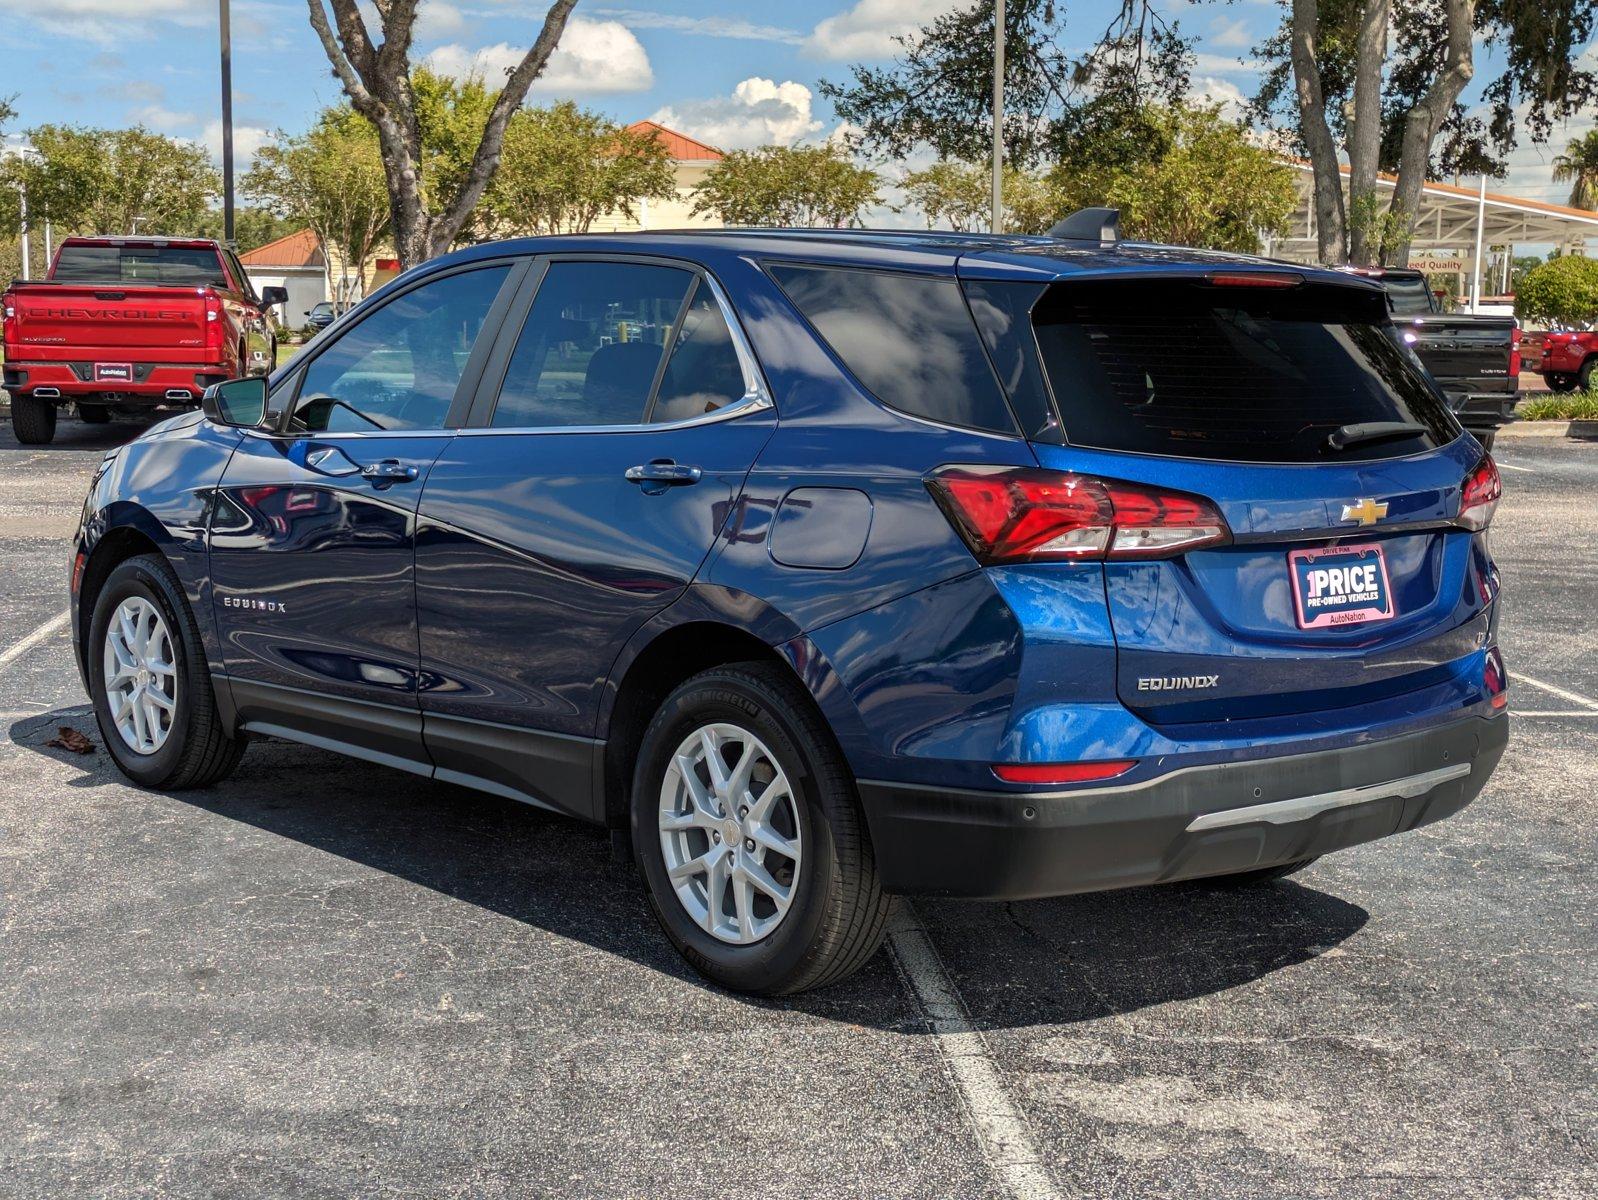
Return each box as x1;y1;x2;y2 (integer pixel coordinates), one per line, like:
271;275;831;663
72;222;1509;994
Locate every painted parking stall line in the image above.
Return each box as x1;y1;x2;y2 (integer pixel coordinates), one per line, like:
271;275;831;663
0;608;72;677
887;906;1060;1200
1509;671;1598;712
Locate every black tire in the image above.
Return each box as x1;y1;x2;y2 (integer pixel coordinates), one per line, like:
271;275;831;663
11;395;58;445
1580;359;1596;392
86;554;246;789
1477;431;1495;452
1200;858;1318;887
631;662;891;995
78;404;112;424
1545;373;1576;394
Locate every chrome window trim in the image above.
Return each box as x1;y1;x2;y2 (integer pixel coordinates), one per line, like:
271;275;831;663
466;256;774;437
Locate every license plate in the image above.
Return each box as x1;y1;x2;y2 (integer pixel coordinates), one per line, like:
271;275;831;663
95;363;133;383
1288;542;1395;630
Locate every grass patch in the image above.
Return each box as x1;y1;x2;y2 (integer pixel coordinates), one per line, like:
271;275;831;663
1520;392;1598;421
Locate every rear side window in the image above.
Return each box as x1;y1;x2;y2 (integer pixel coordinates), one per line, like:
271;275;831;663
1032;279;1459;462
767;263;1017;435
53;244;228;287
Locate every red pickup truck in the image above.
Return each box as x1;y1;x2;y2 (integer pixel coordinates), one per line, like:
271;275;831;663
2;236;286;444
1538;329;1597;393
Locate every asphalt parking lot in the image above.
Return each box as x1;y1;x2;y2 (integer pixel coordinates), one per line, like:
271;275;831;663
0;415;1593;1200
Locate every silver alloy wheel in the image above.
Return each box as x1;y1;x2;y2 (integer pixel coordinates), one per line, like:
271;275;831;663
658;722;803;945
102;596;179;756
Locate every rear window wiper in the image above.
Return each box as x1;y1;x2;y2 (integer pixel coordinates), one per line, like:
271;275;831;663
1326;421;1428;451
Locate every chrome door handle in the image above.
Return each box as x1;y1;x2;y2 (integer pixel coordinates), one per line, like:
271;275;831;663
625;460;703;492
360;459;420;487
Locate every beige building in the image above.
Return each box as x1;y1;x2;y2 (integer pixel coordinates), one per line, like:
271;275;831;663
588;120;727;233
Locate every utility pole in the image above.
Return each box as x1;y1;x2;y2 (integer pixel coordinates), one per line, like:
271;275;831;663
991;0;1005;234
17;172;29;281
219;0;236;245
1468;173;1486;312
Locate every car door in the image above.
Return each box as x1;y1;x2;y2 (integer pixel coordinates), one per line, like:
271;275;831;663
210;259;523;771
414;257;777;818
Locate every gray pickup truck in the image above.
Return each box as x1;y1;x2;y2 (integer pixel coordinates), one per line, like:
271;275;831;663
1340;267;1518;449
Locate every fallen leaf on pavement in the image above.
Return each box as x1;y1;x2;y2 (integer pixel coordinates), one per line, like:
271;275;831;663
45;726;95;754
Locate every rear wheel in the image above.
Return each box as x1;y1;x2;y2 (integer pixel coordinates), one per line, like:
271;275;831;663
1544;373;1576;394
631;662;891;995
78;404;112;424
11;395;58;445
87;554;246;789
1200;858;1317;887
1580;359;1596;392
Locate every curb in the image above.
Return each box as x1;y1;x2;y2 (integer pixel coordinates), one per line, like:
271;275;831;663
1496;420;1598;440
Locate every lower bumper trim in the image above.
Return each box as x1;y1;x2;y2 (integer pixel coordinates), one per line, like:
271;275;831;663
1184;761;1471;832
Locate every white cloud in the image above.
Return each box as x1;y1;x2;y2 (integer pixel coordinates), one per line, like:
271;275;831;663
425;17;653;95
1191;51;1264;76
415;0;465;43
589;9;803;44
132;105;194;133
9;0;199;42
1207;14;1255;51
201;120;271;166
805;0;964;61
650;78;824;151
1189;77;1250;122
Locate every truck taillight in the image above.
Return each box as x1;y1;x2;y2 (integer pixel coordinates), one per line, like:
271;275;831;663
1509;326;1521;377
205;295;224;357
1458;456;1501;531
926;466;1231;564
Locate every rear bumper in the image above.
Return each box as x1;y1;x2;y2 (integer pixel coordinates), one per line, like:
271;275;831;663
3;361;226;402
1446;390;1518;433
857;713;1508;900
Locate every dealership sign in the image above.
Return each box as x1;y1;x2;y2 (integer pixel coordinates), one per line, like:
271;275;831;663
1408;252;1466;273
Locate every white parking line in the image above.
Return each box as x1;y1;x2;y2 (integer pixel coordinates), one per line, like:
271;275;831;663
887;906;1059;1200
1510;710;1598;718
1509;671;1598;711
0;608;72;677
1496;462;1535;473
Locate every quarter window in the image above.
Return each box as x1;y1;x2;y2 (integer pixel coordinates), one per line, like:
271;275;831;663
650;281;748;423
290;265;511;433
491;262;694;428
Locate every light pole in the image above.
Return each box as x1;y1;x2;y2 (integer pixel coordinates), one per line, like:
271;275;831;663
219;0;236;245
991;0;1005;234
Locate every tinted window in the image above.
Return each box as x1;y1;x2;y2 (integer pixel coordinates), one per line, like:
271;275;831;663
767;263;1016;435
492;261;693;428
1380;274;1436;317
1032;279;1459;463
650;281;748;423
290;265;510;433
53;243;228;287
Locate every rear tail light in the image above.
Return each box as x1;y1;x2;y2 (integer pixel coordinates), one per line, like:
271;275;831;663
1457;456;1501;531
927;466;1230;563
204;294;224;359
1204;271;1303;289
1509;326;1521;377
992;760;1136;785
1484;645;1507;710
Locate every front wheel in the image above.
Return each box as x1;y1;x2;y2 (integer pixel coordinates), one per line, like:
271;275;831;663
11;394;58;444
87;554;246;789
631;662;891;995
1544;374;1576;394
1580;359;1596;392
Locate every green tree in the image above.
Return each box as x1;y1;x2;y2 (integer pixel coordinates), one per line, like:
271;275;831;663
194;207;301;254
1553;130;1598;211
900;159;1064;233
485;102;675;235
691;145;881;228
303;0;577;269
243;107;391;304
1515;255;1598;326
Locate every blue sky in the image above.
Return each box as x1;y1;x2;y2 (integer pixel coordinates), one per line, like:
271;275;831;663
2;0;1592;205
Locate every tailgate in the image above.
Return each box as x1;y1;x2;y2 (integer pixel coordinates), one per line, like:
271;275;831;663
1406;316;1516;390
7;284;210;359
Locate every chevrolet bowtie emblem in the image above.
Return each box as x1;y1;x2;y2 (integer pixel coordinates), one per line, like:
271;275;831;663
1341;498;1389;526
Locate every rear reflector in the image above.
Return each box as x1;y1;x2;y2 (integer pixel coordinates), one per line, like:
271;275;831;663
1458;456;1501;531
992;760;1136;785
927;466;1230;564
1484;645;1507;710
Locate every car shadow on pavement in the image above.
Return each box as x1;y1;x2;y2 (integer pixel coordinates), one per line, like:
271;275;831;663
10;705;1369;1029
0;413;162;452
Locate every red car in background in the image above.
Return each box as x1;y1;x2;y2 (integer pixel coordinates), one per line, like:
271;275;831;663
1538;330;1598;393
2;236;286;444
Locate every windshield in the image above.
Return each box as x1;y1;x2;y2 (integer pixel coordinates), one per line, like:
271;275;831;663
1030;278;1460;463
53;244;228;287
1381;275;1436;317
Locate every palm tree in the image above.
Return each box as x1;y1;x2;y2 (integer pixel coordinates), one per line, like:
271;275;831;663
1553;131;1598;211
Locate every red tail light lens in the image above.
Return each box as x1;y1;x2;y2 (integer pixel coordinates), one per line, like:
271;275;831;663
1484;645;1507;710
1458;456;1501;531
992;760;1136;785
204;294;225;358
1509;326;1521;377
927;467;1230;563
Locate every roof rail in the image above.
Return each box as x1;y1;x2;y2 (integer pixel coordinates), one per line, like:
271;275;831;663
1047;207;1120;245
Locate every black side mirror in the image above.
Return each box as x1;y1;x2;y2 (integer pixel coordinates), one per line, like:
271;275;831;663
260;286;290;308
202;377;270;428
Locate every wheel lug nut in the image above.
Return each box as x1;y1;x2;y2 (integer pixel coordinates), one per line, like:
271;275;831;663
745;838;756;852
738;806;748;819
712;832;721;842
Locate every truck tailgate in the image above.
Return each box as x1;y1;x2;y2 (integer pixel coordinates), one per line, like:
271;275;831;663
5;283;209;360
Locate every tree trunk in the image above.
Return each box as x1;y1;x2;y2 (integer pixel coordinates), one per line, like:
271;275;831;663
1386;0;1475;265
1345;0;1390;265
1289;0;1347;264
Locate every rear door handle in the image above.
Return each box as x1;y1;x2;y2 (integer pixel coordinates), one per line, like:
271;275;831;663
360;459;420;487
625;460;703;492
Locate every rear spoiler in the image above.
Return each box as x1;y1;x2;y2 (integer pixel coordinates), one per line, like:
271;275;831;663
1047;207;1120;245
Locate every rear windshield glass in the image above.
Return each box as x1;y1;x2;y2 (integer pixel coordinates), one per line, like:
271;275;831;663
767;263;1018;435
1032;279;1459;462
52;244;228;287
1379;274;1436;317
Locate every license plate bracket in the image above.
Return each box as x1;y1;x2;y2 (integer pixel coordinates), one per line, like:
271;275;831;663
94;363;134;383
1288;542;1396;630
